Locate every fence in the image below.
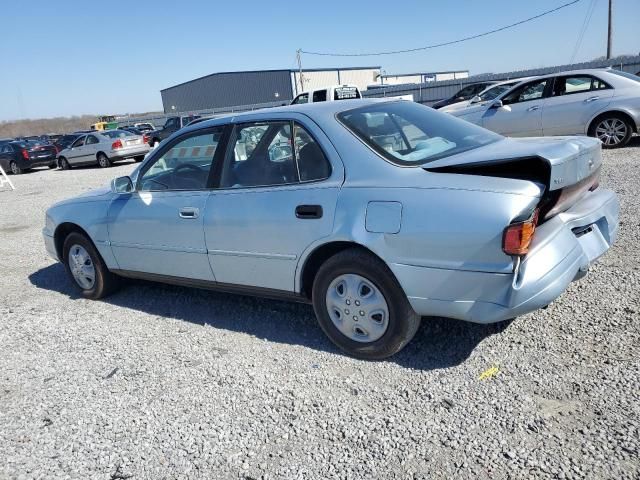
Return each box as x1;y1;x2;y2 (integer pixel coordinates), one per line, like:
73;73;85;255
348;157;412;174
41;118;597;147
119;55;640;127
361;55;640;105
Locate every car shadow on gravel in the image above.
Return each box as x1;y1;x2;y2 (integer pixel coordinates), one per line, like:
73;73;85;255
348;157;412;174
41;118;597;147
29;263;507;370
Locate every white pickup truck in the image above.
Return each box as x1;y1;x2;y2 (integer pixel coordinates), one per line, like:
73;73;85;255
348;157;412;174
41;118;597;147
291;85;362;105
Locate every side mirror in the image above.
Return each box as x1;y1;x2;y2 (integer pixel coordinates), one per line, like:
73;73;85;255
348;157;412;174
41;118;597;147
490;100;504;109
470;95;481;104
111;176;133;194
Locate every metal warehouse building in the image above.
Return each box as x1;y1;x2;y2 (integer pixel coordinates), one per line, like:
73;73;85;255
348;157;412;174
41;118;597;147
160;66;381;114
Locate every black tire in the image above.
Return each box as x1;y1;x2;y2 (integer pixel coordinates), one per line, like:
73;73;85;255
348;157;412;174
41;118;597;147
48;162;57;169
152;139;161;148
62;232;120;299
97;152;111;168
134;155;145;162
58;157;71;170
312;248;421;360
9;161;23;175
588;113;633;149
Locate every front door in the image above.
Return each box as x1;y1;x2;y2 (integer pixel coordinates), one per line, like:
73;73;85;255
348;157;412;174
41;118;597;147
66;135;89;165
107;127;225;281
482;78;550;137
203;118;342;292
542;74;614;135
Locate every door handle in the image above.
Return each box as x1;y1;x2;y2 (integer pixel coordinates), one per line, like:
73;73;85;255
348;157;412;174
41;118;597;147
295;205;323;219
527;105;540;112
179;207;199;219
585;96;600;103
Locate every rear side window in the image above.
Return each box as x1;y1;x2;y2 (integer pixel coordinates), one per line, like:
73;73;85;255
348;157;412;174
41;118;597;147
338;101;500;166
552;76;610;96
312;90;327;102
334;86;360;100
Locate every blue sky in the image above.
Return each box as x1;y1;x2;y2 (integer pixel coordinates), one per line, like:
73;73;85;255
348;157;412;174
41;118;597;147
0;0;637;121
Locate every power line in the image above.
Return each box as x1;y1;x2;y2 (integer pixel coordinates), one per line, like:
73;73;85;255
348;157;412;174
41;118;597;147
301;0;583;57
570;0;597;63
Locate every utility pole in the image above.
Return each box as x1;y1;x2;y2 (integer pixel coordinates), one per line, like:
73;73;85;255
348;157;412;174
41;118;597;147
296;49;305;95
606;0;613;59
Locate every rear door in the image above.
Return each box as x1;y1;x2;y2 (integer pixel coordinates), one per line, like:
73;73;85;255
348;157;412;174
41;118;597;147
84;134;101;163
542;74;614;135
482;78;550;137
203;115;343;292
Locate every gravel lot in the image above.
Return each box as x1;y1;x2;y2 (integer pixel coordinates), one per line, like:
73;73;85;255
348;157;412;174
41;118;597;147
1;139;638;480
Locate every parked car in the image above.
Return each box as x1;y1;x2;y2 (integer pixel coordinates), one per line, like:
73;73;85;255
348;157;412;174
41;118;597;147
56;130;150;170
43;99;618;359
134;123;155;132
291;85;362;105
440;78;531;113
0;140;57;174
53;134;81;152
431;81;497;109
147;115;200;148
447;69;640;148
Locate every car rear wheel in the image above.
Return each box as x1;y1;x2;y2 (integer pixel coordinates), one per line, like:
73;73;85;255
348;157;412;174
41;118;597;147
97;152;111;168
9;161;22;175
58;157;71;170
62;232;120;299
152;139;161;149
589;114;633;148
312;248;421;360
48;162;57;169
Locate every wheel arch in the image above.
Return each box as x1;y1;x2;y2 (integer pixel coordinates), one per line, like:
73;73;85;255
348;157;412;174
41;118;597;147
54;222;94;262
298;240;389;300
588;109;638;134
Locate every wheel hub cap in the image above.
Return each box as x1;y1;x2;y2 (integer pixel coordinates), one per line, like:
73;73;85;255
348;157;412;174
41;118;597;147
595;118;627;146
325;274;389;343
68;244;96;290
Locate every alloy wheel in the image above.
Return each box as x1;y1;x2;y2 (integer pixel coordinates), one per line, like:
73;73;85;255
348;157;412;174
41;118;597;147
325;273;389;343
595;118;628;146
10;162;19;174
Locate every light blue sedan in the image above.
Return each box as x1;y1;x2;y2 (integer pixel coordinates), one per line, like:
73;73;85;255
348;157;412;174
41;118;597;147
43;100;619;359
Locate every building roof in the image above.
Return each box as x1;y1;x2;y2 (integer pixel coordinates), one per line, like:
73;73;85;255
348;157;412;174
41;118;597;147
381;70;469;78
162;66;381;92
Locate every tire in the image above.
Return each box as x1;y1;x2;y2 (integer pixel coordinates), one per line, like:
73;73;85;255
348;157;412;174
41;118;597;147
312;248;421;360
134;155;145;162
62;232;120;299
9;161;23;175
48;162;57;169
59;157;71;170
97;152;111;168
589;113;633;149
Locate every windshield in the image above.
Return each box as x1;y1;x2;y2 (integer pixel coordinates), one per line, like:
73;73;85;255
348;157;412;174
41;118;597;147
478;82;518;101
338;101;501;166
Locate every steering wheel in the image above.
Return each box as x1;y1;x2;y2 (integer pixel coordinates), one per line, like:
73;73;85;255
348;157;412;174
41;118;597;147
173;163;202;175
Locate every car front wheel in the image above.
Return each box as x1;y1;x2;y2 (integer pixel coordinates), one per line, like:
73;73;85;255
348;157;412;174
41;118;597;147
58;157;71;170
63;232;120;299
312;248;421;360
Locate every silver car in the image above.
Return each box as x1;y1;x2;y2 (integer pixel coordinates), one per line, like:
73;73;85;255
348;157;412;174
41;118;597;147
43;100;618;359
447;69;640;148
57;130;150;170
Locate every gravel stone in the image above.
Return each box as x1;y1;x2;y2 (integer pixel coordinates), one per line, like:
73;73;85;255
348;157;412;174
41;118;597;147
0;138;639;479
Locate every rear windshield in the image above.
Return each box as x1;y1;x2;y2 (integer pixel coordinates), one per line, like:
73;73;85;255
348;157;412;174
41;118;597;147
334;86;360;100
102;130;135;138
338;101;501;166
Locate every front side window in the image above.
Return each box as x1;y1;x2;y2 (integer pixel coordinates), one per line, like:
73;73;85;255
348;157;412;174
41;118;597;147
338;101;501;166
164;117;179;129
138;129;223;191
478;82;517;101
71;136;86;148
292;93;309;105
502;79;549;105
221;121;331;188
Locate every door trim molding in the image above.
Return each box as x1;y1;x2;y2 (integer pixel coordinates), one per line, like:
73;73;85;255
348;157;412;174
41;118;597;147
207;249;297;260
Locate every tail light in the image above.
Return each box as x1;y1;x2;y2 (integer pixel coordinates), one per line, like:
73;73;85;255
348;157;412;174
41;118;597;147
112;139;123;149
143;134;149;144
21;149;29;160
503;209;539;256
